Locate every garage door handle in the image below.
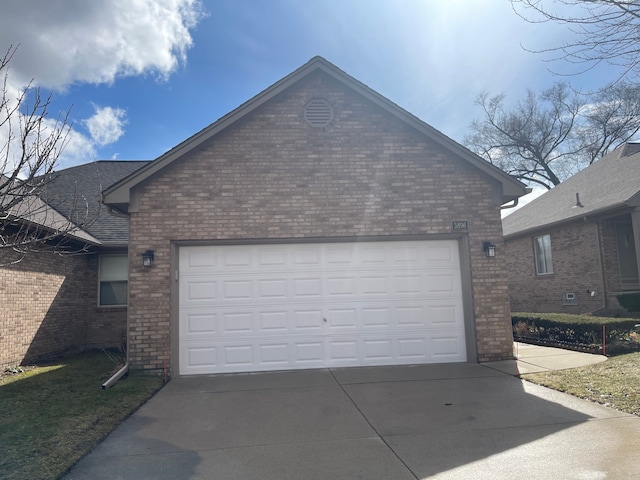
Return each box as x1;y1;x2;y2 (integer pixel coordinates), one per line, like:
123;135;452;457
323;318;327;322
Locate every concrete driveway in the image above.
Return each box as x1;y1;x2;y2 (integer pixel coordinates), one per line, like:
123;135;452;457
63;363;640;480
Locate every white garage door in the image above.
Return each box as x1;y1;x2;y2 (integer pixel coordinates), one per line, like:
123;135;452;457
178;240;466;375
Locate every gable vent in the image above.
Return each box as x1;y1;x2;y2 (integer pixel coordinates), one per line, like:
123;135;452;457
304;99;333;128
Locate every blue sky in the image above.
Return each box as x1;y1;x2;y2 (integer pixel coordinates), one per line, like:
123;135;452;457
1;0;621;173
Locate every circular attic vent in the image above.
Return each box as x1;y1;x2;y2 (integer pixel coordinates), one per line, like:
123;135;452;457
304;99;333;128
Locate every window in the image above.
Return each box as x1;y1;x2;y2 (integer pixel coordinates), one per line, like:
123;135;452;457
534;234;553;275
99;255;128;306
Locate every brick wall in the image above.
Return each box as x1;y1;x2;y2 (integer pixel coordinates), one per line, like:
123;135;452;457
0;249;127;367
85;253;128;350
127;71;515;372
505;220;605;314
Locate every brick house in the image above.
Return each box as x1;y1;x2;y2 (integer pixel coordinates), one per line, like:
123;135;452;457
0;161;147;368
103;57;527;376
503;143;640;314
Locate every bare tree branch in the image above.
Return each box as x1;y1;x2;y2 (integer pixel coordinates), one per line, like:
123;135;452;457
465;81;640;189
0;45;99;265
512;0;640;82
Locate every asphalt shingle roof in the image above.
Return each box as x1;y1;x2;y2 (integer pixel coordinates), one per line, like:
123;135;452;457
502;143;640;238
44;161;148;245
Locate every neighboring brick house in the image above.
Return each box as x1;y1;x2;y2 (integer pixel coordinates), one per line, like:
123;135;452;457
503;142;640;314
103;57;527;376
0;161;147;368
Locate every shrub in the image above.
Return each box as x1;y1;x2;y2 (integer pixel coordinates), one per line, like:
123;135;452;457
616;293;640;312
512;312;640;356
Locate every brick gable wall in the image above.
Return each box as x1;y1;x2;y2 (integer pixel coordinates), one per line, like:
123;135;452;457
504;220;605;313
127;72;514;373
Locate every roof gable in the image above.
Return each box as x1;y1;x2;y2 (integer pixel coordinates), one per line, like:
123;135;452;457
103;56;526;213
503;143;640;237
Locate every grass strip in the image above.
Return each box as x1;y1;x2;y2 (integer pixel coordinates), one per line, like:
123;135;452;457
0;350;163;480
523;352;640;416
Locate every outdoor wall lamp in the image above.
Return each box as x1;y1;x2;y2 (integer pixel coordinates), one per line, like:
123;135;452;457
483;242;496;258
142;249;155;267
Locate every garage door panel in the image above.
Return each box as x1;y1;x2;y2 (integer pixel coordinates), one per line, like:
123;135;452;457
259;311;289;331
360;245;387;264
326;276;357;297
326;244;357;265
182;248;216;271
180;303;464;341
183;312;218;334
363;338;393;360
292;309;324;331
424;273;458;294
224;344;254;366
431;334;465;359
180;332;467;375
182;346;218;372
425;244;456;262
179;241;467;375
293;277;323;297
258;278;288;298
394;274;423;295
428;304;460;325
396;306;425;327
361;307;390;327
327;308;358;328
359;275;389;295
294;341;325;364
397;337;429;360
258;343;289;365
257;248;287;267
182;279;218;302
222;311;253;333
180;307;219;337
222;249;253;269
222;279;252;300
293;247;322;266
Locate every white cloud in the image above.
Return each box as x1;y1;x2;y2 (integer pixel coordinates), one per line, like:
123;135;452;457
57;127;98;170
0;108;96;176
0;0;204;92
84;106;127;147
0;0;204;170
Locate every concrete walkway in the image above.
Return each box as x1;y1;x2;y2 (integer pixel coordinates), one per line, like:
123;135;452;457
483;341;609;375
63;345;639;480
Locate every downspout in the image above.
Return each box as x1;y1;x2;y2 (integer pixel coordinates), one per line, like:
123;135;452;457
500;187;532;211
102;200;132;388
500;198;519;210
102;363;129;389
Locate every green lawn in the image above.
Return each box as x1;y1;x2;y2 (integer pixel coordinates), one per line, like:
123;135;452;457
0;351;163;480
523;352;640;416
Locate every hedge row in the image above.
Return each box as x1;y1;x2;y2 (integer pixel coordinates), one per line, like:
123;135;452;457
512;312;640;356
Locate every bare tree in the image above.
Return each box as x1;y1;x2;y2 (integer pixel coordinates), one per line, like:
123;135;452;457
465;81;640;189
512;0;640;82
0;45;96;264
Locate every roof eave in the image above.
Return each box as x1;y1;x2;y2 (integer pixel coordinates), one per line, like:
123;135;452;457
504;201;633;240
